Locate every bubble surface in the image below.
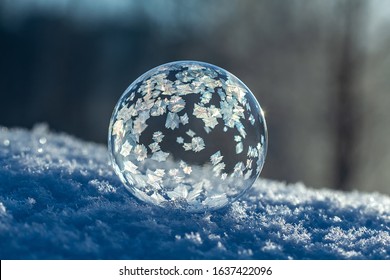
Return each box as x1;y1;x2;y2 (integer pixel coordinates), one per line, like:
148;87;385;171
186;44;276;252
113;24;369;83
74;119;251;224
108;61;267;212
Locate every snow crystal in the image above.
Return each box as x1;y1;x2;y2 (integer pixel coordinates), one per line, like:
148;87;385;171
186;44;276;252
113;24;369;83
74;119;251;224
0;125;390;259
0;202;6;214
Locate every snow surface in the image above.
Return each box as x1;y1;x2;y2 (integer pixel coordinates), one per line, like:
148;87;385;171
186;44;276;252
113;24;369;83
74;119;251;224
0;125;389;260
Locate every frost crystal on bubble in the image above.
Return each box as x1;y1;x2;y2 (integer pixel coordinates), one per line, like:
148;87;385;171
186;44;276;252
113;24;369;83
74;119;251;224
183;143;192;151
108;61;267;212
249;114;255;125
134;144;147;162
151;151;169;162
186;129;196;137
168;96;186;113
149;142;160;153
133;118;148;135
210;151;223;165
123;161;139;174
112;120;124;137
152;131;164;143
191;137;205;152
165;112;180;130
120;140;133;157
151;99;167;116
183;165;192;175
236;142;243;154
180;113;189;125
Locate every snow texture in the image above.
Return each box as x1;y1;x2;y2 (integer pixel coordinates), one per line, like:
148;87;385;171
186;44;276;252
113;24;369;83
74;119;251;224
0;125;389;260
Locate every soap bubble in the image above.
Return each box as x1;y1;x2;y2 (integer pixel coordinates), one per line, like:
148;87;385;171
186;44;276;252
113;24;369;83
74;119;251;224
108;61;267;212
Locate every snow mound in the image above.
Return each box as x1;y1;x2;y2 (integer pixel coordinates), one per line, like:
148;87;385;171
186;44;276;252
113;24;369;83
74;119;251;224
0;125;389;259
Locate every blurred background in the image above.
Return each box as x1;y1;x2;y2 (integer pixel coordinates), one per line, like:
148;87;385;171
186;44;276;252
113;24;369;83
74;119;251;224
1;0;390;195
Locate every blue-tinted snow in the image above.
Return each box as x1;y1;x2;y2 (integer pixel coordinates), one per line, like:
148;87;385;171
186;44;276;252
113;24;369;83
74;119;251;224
0;125;389;259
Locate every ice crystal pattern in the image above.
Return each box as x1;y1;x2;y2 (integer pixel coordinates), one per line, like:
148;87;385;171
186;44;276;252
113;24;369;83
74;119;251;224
108;61;267;212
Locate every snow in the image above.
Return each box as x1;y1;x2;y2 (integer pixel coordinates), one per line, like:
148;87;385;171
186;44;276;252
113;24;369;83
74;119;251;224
0;125;389;259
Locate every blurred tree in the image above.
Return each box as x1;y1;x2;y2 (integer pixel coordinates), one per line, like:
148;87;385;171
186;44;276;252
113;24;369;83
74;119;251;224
330;0;365;190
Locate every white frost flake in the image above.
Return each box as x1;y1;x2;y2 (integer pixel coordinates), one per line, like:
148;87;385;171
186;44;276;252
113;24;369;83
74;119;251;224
151;151;169;162
186;129;196;137
168;96;186;113
165;112;180;130
133;117;148;135
183;165;192;175
194;104;221;129
151;99;167;116
183;143;192;151
180;113;189;125
112;119;124;138
210;151;223;165
167;185;188;200
152;131;164;143
248;146;258;158
154;169;165;177
249;114;255;125
0;202;6;214
120;140;133;157
123;160;139;174
148;142;160;153
233;162;244;177
236;142;243;154
213;162;225;175
191;137;205;152
134;145;147;161
168;169;179;176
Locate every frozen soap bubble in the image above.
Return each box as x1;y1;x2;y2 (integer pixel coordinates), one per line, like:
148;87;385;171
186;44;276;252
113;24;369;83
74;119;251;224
108;61;267;212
